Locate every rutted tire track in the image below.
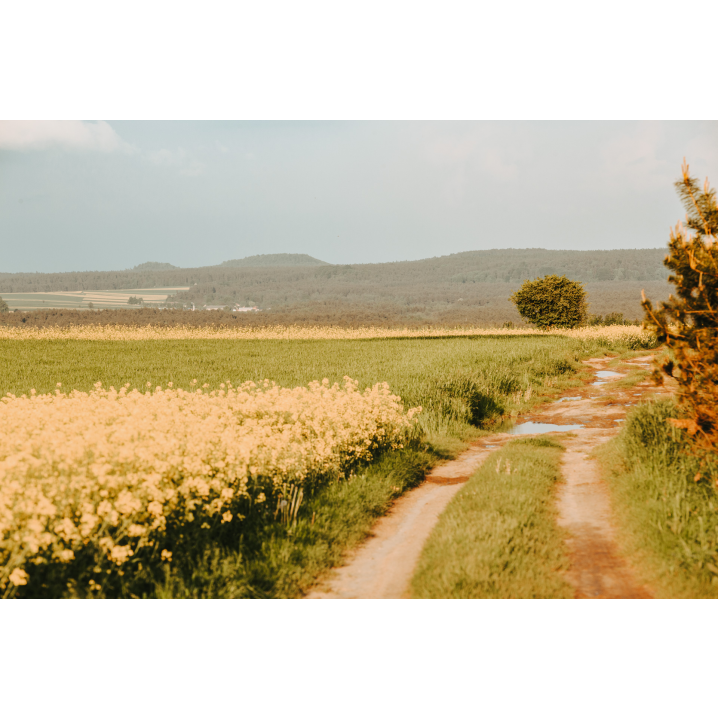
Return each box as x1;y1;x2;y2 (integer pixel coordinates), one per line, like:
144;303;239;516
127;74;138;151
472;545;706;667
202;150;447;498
305;354;669;599
304;440;514;599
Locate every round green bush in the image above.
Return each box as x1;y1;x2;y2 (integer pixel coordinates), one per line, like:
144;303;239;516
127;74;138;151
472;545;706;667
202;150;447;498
509;274;587;329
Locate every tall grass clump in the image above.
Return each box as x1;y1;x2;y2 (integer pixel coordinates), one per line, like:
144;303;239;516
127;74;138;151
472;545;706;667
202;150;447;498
600;399;718;598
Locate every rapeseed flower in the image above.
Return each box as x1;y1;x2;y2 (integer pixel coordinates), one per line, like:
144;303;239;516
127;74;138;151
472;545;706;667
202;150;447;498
0;377;419;593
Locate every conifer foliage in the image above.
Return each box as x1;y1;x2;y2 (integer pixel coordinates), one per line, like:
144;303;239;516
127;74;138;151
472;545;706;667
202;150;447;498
509;274;587;329
642;161;718;454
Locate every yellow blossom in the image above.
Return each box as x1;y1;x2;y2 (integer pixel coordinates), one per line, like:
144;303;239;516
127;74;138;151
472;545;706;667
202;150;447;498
110;545;133;565
9;568;29;586
0;375;419;591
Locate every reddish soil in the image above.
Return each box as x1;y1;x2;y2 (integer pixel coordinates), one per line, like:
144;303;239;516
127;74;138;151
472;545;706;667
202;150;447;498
557;430;653;598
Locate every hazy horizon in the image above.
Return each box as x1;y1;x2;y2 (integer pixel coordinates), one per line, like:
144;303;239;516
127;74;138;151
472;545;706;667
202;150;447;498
2;120;716;274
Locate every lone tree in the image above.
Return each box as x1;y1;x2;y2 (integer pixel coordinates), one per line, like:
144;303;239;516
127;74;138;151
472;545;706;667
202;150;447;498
510;274;587;329
642;161;718;453
0;297;8;313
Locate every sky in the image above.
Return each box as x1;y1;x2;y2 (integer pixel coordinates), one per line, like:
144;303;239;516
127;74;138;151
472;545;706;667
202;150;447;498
1;120;717;273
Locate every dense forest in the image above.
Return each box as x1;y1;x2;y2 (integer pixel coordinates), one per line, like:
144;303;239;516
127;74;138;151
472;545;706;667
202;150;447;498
0;249;670;325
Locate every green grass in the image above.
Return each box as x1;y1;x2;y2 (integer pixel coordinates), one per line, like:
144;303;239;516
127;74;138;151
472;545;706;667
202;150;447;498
612;367;651;389
2;334;645;598
154;447;434;598
597;399;718;598
411;437;573;599
0;335;613;445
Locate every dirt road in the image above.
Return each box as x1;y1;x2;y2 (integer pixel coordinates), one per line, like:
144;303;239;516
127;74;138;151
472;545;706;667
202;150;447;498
305;354;670;599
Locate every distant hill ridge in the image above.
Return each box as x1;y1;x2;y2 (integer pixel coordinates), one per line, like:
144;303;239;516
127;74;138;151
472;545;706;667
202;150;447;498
131;262;180;271
129;254;328;271
121;248;667;279
219;253;329;268
395;247;669;283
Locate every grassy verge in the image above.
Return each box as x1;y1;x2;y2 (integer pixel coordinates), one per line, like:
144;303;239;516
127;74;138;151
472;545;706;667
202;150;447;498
156;448;434;598
597;399;718;598
411;437;572;599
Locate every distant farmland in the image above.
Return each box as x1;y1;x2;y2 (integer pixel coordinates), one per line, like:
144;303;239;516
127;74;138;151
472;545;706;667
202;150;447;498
1;287;189;311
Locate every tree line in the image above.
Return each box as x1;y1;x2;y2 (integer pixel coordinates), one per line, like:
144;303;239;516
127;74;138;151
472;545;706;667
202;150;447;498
0;279;670;328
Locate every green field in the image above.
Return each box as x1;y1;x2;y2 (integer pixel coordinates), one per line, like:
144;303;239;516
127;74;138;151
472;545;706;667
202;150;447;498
0;335;599;442
1;333;636;598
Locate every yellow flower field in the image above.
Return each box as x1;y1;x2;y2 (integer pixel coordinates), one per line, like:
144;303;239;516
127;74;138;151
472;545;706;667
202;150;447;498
0;378;420;594
0;322;655;345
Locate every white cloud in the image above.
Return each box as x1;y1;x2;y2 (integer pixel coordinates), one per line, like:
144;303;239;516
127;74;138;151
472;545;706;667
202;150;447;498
0;121;132;153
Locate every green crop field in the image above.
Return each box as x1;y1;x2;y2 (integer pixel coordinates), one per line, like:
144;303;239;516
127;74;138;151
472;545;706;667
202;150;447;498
0;332;644;598
0;334;602;439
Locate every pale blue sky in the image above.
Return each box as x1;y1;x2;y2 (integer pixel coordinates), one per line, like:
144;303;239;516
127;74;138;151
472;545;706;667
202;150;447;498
1;121;716;273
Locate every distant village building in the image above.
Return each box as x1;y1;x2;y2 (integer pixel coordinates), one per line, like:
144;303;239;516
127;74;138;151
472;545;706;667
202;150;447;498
200;304;260;312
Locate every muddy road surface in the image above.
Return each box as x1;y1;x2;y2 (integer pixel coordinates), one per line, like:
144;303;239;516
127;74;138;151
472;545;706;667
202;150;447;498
305;354;670;599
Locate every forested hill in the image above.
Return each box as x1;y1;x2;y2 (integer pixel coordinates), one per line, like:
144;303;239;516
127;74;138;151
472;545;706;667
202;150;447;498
220;253;328;268
419;248;668;283
131;262;180;271
0;248;670;323
1;248;668;293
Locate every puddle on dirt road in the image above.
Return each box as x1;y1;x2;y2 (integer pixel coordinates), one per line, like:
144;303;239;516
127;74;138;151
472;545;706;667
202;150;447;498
592;370;623;386
509;421;584;435
556;396;582;403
